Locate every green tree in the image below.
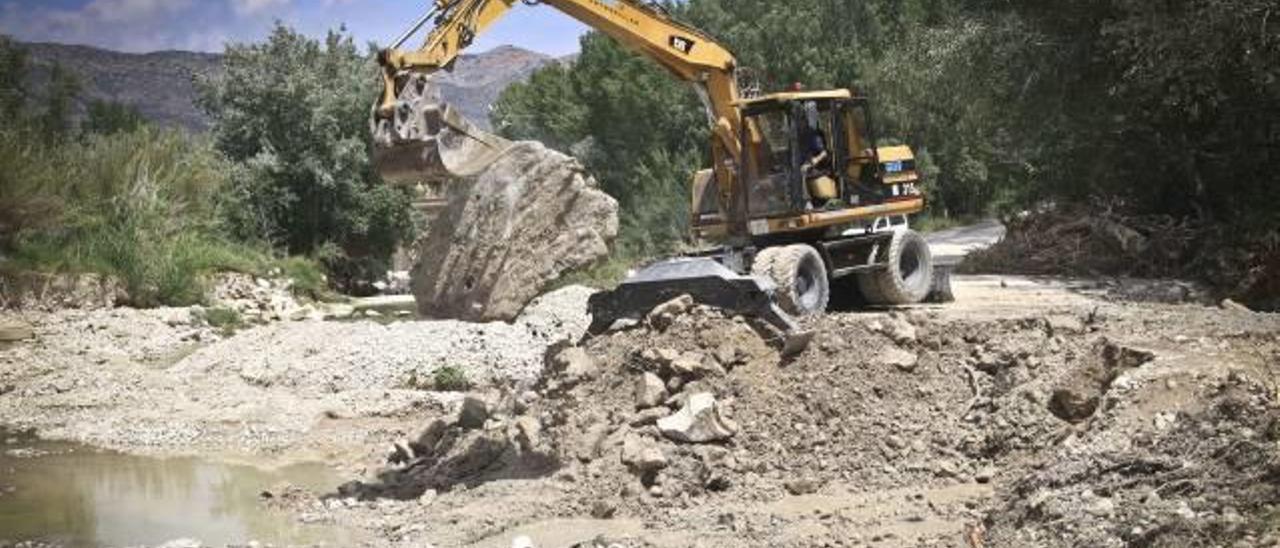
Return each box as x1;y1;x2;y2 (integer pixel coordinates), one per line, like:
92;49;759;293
38;62;80;143
0;36;28;125
197;25;414;291
84;100;146;136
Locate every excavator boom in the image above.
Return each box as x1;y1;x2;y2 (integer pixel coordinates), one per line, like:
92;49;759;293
374;0;748;237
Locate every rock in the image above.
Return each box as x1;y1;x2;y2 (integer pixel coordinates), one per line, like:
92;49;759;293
975;466;997;484
669;355;703;377
1048;388;1099;423
884;316;918;345
1086;495;1117;517
1220;298;1251;312
657;392;738;443
622;435;669;473
414;418;452;455
647;294;695;330
635;372;669;409
664;351;724;379
513;416;542;452
713;343;742;368
389;440;415;464
590;500;618;519
637;447;668;471
322;303;356;319
575;422;611;462
410;137;619;322
419;488;438;505
554;347;598;383
458;396;490;429
0;320;33;342
512;535;537;548
629;407;670;427
881;347;919;372
1045;314;1086;336
933;459;960;478
784;478;821;496
513;390;539;414
666;376;685;393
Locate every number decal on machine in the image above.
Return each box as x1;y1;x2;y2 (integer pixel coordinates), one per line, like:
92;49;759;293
669;36;696;54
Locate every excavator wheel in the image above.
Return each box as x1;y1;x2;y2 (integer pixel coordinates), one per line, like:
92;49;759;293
861;229;934;306
754;245;829;317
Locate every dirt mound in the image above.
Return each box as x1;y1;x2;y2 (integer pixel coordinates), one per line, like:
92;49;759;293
960;208;1210;284
988;379;1280;547
342;302;1005;544
962;207;1280;311
284;284;1280;546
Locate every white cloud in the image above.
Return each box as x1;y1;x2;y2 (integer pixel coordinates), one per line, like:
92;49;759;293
230;0;290;16
78;0;192;23
0;0;283;52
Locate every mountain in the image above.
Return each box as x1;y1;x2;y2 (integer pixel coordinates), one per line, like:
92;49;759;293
431;45;558;129
24;42;220;131
22;42;557;132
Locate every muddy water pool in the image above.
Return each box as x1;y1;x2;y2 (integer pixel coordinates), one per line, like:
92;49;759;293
0;429;350;547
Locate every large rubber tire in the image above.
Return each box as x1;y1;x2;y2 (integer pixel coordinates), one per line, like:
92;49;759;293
864;229;934;306
756;245;830;317
751;247;784;283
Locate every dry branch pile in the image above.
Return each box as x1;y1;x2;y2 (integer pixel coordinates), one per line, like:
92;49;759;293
962;206;1280;311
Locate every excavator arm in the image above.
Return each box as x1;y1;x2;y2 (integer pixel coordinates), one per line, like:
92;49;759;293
374;0;748;238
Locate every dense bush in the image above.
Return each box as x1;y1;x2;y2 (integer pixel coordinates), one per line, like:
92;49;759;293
0;36;327;307
197;25;414;292
1;127;280;306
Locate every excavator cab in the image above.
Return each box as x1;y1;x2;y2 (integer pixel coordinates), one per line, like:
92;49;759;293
691;90;924;242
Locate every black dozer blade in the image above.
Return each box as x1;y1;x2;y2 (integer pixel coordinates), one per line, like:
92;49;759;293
587;258;814;356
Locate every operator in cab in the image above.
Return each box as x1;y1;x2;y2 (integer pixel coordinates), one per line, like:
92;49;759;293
801;101;839;209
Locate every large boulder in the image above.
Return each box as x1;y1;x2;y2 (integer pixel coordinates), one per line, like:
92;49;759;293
410;136;619;322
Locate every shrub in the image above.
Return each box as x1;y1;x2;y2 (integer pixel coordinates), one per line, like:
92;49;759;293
201;307;245;335
197;25;414;292
279;256;331;301
5;127;269;306
432;366;471;392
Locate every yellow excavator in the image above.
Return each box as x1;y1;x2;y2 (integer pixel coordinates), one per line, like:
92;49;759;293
373;0;941;350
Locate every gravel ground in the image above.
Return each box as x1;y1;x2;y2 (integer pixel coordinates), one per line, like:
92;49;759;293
1;277;1277;547
262;276;1280;548
0;285;596;458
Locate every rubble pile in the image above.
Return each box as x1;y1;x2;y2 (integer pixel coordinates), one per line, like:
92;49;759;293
208;273;315;322
297;290;1280;546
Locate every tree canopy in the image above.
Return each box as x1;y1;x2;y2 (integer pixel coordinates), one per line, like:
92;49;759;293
493;0;1280;256
198;25;414;290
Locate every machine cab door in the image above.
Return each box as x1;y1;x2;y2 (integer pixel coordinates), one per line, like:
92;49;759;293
835;98;881;204
740;103;801;217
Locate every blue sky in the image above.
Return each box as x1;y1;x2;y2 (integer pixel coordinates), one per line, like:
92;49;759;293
0;0;588;55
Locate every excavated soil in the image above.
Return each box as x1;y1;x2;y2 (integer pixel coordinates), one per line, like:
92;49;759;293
263;278;1280;547
1;276;1278;547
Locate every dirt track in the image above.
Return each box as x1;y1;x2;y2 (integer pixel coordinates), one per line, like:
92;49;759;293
2;269;1277;547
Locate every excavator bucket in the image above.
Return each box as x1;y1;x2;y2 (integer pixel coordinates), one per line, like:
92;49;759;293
372;73;509;184
587;258;814;356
